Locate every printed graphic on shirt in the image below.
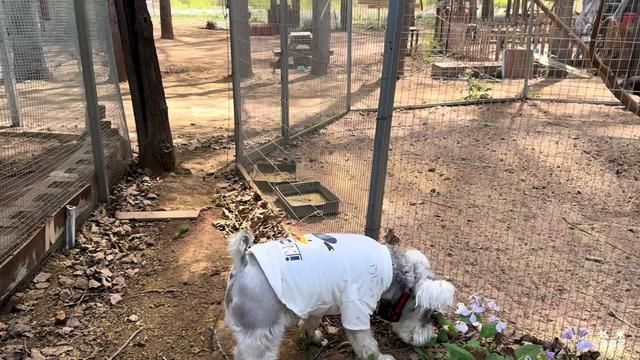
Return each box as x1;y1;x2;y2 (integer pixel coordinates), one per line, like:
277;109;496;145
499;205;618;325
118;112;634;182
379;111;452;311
277;239;302;262
292;233;339;252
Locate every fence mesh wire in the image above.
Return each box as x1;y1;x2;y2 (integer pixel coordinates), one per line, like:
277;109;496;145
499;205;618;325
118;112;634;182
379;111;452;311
0;0;131;261
231;0;640;357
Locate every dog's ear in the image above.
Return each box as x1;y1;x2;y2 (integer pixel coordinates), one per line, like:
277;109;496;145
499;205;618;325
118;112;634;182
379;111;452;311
414;279;455;311
403;250;455;310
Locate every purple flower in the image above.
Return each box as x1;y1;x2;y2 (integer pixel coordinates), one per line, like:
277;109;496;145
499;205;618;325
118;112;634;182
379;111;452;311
455;303;472;316
576;340;593;352
495;321;507;333
469;313;482;329
546;351;556;360
561;328;574;340
471;302;486;314
486;300;501;312
488;315;497;323
454;321;469;333
470;295;486;313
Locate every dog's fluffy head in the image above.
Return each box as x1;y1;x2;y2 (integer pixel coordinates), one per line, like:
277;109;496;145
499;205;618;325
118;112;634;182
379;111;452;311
383;248;455;346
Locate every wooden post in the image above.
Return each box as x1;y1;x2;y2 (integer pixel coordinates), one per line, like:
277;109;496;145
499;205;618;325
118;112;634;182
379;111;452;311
268;0;278;24
230;0;253;78
312;0;331;76
398;0;414;76
160;0;174;39
292;0;301;27
114;0;176;174
107;0;127;82
548;0;574;77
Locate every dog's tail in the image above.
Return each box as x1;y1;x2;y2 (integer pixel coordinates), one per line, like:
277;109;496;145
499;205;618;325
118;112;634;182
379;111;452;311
228;229;254;269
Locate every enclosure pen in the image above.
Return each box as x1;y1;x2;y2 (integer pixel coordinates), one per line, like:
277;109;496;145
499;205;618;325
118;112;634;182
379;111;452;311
0;0;131;302
230;0;640;357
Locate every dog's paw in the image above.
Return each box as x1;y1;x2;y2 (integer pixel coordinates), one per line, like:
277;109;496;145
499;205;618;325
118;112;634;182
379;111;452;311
378;355;396;360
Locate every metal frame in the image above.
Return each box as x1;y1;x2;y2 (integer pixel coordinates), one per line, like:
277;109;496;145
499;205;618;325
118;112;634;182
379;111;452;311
228;0;246;166
280;0;290;141
364;0;407;240
522;0;536;99
73;0;109;203
0;0;21;128
346;0;353;111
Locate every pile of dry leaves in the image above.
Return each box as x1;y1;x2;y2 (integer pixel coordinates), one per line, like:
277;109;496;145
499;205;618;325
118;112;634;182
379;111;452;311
0;169;160;359
213;171;288;242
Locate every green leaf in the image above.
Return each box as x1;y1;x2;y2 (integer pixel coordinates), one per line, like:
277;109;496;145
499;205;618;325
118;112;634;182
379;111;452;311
515;344;543;360
444;343;476;360
414;347;433;360
480;322;498;339
437;329;449;343
486;354;508;360
465;339;483;351
367;355;376;360
174;224;190;239
424;336;438;348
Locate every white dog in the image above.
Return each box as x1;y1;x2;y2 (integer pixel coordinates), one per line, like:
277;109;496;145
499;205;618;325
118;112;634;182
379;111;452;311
224;231;455;360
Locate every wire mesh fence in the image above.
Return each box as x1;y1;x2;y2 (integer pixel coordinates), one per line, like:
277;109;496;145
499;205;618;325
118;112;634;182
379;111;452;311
230;0;640;357
0;0;131;262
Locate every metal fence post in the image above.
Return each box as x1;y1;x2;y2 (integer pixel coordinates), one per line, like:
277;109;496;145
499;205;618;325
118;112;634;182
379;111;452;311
346;0;353;111
280;0;290;141
523;0;535;99
364;0;406;240
228;0;245;165
73;0;109;203
0;0;21;128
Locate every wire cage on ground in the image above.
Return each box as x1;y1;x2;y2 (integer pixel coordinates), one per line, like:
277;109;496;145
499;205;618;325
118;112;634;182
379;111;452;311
229;0;640;357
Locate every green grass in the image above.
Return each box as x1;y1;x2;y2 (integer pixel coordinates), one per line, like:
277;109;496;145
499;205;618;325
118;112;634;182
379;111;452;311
172;0;223;10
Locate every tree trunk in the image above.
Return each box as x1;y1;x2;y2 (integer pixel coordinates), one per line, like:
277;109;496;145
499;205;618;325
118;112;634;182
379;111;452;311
548;0;574;77
312;0;331;76
291;0;301;27
107;0;127;81
229;0;253;78
506;0;512;20
114;0;176;174
4;0;49;82
160;0;174;39
481;0;489;19
340;0;348;31
470;0;477;20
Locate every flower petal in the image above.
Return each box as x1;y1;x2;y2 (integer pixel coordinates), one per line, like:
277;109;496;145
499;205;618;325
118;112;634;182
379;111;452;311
455;303;472;316
560;328;574;340
576;340;593;352
546;351;556;360
454;321;469;333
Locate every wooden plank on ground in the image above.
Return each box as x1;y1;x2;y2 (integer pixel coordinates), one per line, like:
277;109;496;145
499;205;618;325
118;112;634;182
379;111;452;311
115;209;201;221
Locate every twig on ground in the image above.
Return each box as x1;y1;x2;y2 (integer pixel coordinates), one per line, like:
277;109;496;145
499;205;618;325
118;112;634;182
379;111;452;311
562;217;595;236
213;326;230;360
141;288;180;294
107;327;145;360
608;308;638;329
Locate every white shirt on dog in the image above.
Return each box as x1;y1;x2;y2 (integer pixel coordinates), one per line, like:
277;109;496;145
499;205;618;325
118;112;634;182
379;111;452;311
249;233;393;330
